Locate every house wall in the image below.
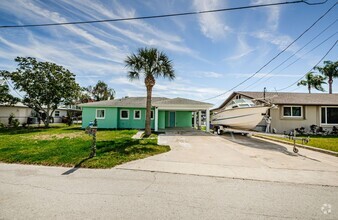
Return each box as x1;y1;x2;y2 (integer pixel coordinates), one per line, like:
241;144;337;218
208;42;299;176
81;107;193;129
158;110;166;129
176;111;192;127
82;107;156;129
165;111;169;128
53;109;68;123
117;107;155;129
0;106;32;125
270;105;319;133
82;107;118;129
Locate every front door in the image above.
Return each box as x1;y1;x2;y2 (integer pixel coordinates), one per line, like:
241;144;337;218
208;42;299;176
169;112;176;127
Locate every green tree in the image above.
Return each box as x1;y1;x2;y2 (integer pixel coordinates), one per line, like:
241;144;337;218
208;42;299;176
297;71;326;94
125;48;175;136
0;78;20;105
316;60;338;94
84;80;115;101
0;57;81;127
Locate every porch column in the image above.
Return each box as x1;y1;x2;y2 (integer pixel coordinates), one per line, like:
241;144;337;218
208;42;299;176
193;112;197;129
198;111;201;130
155;107;159;132
206;109;210;132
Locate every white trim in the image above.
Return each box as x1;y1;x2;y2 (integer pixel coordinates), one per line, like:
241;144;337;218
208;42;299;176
151;110;154;120
96;109;105;119
320;106;338;125
133;110;141;120
193;112;197;128
155;108;158;132
120;109;129;120
206;109;210;132
282;105;303;118
54;110;60;117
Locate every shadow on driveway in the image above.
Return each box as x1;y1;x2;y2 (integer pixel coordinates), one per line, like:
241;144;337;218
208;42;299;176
220;133;297;157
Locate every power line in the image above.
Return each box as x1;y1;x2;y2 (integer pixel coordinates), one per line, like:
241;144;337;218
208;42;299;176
201;1;336;101
3;78;24;99
242;19;337;90
277;39;337;91
0;0;326;29
258;30;337;88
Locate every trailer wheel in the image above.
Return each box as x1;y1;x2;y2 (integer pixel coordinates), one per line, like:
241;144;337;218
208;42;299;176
293;147;299;153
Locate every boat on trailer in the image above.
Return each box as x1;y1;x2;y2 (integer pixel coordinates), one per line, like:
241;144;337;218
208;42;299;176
211;98;272;131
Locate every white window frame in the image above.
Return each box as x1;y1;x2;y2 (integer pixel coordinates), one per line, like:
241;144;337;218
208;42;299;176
134;110;141;120
320;106;338;125
120;109;129;120
54;110;60;117
96;109;105;119
282;106;303;118
151;110;154;120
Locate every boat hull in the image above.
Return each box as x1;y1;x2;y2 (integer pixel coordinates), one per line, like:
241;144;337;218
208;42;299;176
211;106;270;130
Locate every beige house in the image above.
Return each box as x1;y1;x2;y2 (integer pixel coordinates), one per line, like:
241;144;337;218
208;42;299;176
215;91;338;133
0;103;81;125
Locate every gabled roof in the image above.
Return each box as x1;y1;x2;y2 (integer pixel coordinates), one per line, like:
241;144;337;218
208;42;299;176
79;97;168;108
216;91;338;110
153;97;213;107
79;97;213;108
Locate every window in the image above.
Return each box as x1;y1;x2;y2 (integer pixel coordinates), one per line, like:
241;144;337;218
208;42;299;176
283;106;302;117
54;110;60;117
120;110;129;119
151;110;154;120
321;107;338;124
134;110;141;120
96;109;105;119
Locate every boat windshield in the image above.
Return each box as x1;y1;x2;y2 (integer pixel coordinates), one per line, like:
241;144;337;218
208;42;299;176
226;99;255;109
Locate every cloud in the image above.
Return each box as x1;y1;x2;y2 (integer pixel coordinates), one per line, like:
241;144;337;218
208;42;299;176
251;31;293;50
109;75;223;106
194;71;224;78
233;73;303;79
251;0;281;31
192;0;231;41
224;35;256;61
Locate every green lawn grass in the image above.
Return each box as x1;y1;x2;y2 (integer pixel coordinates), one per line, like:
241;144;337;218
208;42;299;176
0;125;170;168
257;134;338;153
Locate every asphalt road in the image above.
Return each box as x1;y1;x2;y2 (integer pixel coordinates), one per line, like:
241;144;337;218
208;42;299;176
0;163;337;219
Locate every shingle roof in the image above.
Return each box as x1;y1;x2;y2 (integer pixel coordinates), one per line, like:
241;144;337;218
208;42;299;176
79;97;168;108
153;97;213;107
237;91;338;105
79;97;213;108
215;91;338;110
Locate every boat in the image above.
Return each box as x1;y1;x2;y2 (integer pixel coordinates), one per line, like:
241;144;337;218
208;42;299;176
211;98;272;130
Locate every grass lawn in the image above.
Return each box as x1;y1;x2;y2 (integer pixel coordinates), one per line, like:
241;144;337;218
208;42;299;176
0;125;170;168
256;134;338;153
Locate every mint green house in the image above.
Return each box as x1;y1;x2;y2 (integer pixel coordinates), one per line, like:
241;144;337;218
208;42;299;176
80;97;213;132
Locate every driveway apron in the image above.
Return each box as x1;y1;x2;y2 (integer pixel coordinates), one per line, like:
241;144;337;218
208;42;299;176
117;130;338;186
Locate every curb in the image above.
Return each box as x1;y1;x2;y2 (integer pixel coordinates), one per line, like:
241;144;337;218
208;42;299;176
253;135;338;157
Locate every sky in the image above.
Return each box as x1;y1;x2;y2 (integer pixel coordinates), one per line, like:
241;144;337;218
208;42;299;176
0;0;337;107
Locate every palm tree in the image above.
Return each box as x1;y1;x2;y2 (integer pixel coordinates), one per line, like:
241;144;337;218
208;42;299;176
316;60;338;94
125;48;175;137
297;71;326;93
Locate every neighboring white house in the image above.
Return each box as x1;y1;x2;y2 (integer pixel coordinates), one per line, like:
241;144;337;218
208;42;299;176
0;102;81;125
214;91;338;133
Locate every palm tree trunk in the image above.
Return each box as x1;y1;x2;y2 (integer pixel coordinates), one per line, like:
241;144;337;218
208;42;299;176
144;75;155;137
308;84;311;94
328;76;333;94
145;86;152;136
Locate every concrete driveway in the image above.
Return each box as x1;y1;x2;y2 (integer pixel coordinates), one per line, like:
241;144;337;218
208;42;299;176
117;130;338;186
